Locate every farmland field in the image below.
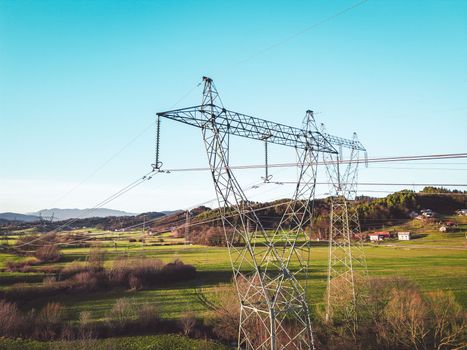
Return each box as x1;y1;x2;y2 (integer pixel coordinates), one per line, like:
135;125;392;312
0;217;466;349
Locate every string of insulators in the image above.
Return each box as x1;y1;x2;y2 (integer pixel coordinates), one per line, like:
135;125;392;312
265;139;269;180
152;115;162;170
262;136;272;182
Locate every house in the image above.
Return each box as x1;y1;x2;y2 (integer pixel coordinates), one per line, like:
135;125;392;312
368;231;392;242
375;231;392;238
445;221;457;228
398;232;411;240
369;234;384;241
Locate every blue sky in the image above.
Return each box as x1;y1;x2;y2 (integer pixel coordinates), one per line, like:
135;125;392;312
0;0;466;213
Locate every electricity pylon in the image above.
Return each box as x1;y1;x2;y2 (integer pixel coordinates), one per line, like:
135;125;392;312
157;77;365;350
321;126;367;328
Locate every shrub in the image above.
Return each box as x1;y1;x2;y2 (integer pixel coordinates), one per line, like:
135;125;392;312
72;271;99;291
34;244;62;263
108;298;136;328
180;311;196;336
5;259;37;272
381;287;429;350
313;277;467;350
79;310;92;326
426;290;466;350
42;276;56;286
128;274;143;291
37;302;64;325
108;257;194;289
0;299;22;337
60;261;89;279
15;235;40;250
137;304;160;328
34;302;65;340
209;284;240;342
78;311;94;339
88;245;105;272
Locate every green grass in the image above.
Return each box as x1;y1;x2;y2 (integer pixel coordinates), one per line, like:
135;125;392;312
1;224;466;325
0;335;232;350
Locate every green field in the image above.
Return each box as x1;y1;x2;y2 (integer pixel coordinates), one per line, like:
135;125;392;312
0;335;231;350
0;217;465;348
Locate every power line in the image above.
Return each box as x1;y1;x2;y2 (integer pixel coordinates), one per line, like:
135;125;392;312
11;185;465;250
236;0;369;65
13;170;158;249
160;153;467;173
47;82;202;208
279;182;467;187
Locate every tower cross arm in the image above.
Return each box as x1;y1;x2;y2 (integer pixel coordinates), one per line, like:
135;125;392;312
157;105;354;153
320;132;366;152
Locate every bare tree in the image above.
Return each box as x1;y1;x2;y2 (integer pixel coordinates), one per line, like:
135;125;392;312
180;311;196;336
427;291;466;350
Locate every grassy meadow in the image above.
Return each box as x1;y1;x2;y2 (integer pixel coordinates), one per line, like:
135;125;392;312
0;216;465;348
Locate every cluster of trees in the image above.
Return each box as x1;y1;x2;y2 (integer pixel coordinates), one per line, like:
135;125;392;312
15;233;63;262
0;297;164;341
0;245;199;343
2;248;196;302
208;277;466;350
175;188;467;244
175;224;237;247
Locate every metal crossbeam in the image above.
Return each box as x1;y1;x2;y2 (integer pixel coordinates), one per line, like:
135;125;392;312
157;107;365;153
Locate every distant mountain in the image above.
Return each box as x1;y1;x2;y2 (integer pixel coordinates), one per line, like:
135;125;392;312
161;210;183;216
0;212;40;222
28;208;137;221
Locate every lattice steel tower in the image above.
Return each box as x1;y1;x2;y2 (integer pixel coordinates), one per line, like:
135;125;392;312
320;126;367;327
157;77;363;350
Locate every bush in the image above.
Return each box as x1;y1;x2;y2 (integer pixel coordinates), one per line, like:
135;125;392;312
5;259;38;272
314;277;467;350
128;274;143;291
108;257;195;289
72;271;100;291
108;298;136;328
60;261;89;279
180;311;196;336
78;310;94;339
137;304;160;328
381;287;428;349
33;302;65;340
0;299;22;337
426;291;465;350
37;302;64;325
209;284;240;342
88;245;105;271
34;244;62;263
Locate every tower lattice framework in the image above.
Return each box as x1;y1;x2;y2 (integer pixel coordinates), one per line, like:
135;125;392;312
321;129;368;325
157;77;365;350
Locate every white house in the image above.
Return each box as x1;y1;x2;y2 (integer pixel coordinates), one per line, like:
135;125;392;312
369;234;384;241
397;232;411;240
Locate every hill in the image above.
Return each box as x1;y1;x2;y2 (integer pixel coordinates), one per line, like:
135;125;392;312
150;187;467;244
28;208;137;221
0;212;40;222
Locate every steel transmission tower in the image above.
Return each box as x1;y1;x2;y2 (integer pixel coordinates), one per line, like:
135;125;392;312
157;77;364;350
320;127;367;327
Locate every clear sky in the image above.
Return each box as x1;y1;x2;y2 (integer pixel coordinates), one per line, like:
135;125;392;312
1;0;466;214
